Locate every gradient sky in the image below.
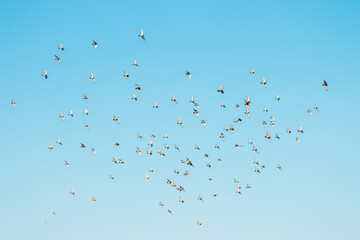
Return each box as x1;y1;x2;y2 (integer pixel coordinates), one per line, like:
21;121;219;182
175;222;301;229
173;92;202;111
0;0;359;239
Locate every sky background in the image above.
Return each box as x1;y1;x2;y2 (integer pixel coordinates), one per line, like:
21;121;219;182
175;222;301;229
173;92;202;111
0;0;359;239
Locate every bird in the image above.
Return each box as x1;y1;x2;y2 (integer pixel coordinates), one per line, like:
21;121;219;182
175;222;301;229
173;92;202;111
80;143;86;151
171;94;177;104
314;104;319;111
89;72;95;82
84;122;89;129
56;138;63;145
113;114;120;124
144;174;150;181
91;148;96;155
68;110;74;117
64;161;69;168
234;178;239;183
70;189;76;196
84;109;89;115
275;94;280;101
286;128;291;134
213;194;218;199
115;143;120;149
10;99;16;108
236;185;242;194
260;77;267;88
322;80;328;91
185;71;192;79
209;178;213;183
193;109;199;118
217;84;224;94
253;157;259;165
42;70;48;79
179;197;184;204
109;175;114;180
132;59;138;67
83;94;88;103
58;44;64;51
159;202;164;208
195;144;200;150
265;131;271;143
136;147;141;156
92;196;97;205
92;40;98;49
134;84;141;93
244;96;251;106
163;133;168;139
246;183;251;189
215;143;220;149
197;221;202;226
250;69;255;76
138;134;142;139
168;210;173;215
153;102;158;108
177;117;183;128
123;71;130;79
174;169;179;175
253;145;259;154
59;112;64;121
48;145;53;151
201;120;207;127
197;194;204;202
277;163;282;171
147;148;152;155
131;94;137;101
138;29;145;40
248;139;253;144
263;107;268;112
296;137;300;143
55;55;61;63
235;104;240;110
275;133;280;139
175;145;180;151
307;109;313;116
255;166;260;173
220;102;226;108
149;168;154;173
298;125;304;133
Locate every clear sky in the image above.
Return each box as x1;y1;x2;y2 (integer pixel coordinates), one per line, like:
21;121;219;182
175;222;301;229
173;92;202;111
0;0;359;239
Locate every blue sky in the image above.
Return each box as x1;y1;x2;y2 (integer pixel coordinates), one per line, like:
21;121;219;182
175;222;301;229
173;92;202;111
0;0;359;239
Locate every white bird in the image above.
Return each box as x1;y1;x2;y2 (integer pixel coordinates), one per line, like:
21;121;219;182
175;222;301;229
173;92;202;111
144;174;150;181
265;131;271;143
138;29;145;40
64;161;69;168
89;72;95;82
109;175;114;180
179;197;184;204
132;59;138;66
277;163;282;171
56;138;63;145
197;194;204;202
250;69;255;76
92;196;97;204
171;94;177;104
298;125;304;133
91;148;96;155
42;70;48;79
59;112;64;121
163;133;168;139
84;109;89;115
260;77;267;88
80;143;86;151
217;84;224;94
307;109;313;116
296;137;300;143
263;107;268;112
197;221;202;226
58;44;64;51
177;117;183;128
92;40;98;49
70;189;76;196
123;71;129;79
159;202;164;208
253;157;259;165
201;120;206;127
136;147;141;156
185;71;191;79
275;94;280;101
48;145;53;151
113;114;119;124
314;104;319;111
246;182;251;189
153;101;158;108
84;122;89;129
11;99;16;108
55;55;61;63
135;84;141;92
68;110;74;117
132;93;137;101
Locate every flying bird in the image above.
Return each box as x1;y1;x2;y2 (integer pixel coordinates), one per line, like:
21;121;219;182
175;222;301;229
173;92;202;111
58;44;64;51
55;55;61;64
322;80;328;91
138;29;145;40
89;72;95;82
185;71;191;79
132;59;138;67
217;84;224;94
92;40;98;49
113;114;119;124
42;70;48;79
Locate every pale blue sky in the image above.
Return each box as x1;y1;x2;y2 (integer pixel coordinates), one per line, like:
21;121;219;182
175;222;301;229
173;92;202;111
0;0;359;239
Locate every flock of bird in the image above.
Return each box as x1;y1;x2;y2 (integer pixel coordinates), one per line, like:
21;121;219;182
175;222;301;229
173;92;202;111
9;28;329;226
